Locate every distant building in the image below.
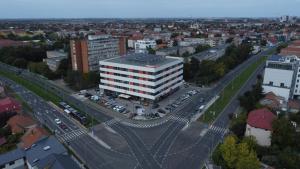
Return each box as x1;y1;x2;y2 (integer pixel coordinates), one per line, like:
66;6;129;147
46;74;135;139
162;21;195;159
179;38;205;47
279;15;297;23
135;39;157;53
245;108;276;147
280;40;300;58
70;35;126;73
44;50;67;71
99;54;183;101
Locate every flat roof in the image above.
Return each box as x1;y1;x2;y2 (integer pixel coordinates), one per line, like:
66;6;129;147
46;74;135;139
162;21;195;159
101;53;181;67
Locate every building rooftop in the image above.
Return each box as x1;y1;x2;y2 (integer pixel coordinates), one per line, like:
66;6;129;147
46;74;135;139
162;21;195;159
20;127;50;149
101;53;181;67
35;154;81;169
247;108;276;130
0;148;25;166
25;136;67;166
268;55;286;62
7;115;36;134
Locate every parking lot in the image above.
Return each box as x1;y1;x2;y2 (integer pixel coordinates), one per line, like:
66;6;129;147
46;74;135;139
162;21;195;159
71;83;208;121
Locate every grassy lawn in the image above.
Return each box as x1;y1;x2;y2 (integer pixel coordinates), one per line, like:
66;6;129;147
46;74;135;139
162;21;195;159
0;70;98;127
200;56;267;123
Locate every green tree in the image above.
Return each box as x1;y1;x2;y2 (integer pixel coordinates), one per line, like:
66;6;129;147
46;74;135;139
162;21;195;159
195;44;211;53
230;112;247;138
218;135;260;169
271;118;296;149
220;135;239;168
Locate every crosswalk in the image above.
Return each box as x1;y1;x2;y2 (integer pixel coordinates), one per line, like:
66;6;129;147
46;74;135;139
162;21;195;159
169;115;189;124
104;115;190;129
209;125;229;135
58;129;87;143
104;119;119;126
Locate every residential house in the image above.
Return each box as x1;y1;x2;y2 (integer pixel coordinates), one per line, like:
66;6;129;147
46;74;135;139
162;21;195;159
245;108;277;147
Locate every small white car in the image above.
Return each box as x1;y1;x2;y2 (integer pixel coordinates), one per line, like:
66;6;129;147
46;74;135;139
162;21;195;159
54;118;62;125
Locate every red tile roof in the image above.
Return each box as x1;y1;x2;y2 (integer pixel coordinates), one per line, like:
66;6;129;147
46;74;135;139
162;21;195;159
0;97;21;114
20;127;49;149
7;115;36;134
247;108;276;130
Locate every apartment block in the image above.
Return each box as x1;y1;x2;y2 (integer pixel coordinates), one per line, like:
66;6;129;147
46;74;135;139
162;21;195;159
70;35;126;73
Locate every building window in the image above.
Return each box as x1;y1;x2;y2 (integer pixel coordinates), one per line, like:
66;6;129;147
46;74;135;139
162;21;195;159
9;161;15;165
269;81;273;86
280;83;284;87
297;80;299;83
297;85;299;88
295;90;298;93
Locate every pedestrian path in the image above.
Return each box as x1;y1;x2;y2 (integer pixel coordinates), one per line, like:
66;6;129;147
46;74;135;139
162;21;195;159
58;129;87;143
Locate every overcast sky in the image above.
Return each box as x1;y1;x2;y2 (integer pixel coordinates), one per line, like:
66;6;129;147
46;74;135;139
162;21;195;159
1;0;300;18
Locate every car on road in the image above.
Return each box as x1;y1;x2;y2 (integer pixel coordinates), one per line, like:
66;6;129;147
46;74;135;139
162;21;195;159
198;105;205;111
54;118;62;125
59;123;68;131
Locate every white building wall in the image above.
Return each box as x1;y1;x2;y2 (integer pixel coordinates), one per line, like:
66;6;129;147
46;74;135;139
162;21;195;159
2;159;25;169
245;124;272;147
262;85;291;100
293;67;300;96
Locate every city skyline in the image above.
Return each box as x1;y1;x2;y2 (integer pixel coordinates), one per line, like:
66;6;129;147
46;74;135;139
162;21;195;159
2;0;300;19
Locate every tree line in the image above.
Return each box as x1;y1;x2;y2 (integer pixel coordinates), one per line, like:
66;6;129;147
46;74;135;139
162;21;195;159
184;42;253;86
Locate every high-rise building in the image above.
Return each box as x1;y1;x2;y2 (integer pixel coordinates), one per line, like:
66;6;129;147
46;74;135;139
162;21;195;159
70;35;126;73
99;53;183;101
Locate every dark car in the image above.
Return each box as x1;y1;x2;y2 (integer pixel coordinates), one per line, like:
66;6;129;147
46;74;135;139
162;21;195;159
59;123;68;131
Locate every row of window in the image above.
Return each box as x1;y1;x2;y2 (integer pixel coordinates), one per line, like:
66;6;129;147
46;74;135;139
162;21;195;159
267;63;293;70
100;63;182;76
101;74;183;89
100;79;182;96
100;68;182;82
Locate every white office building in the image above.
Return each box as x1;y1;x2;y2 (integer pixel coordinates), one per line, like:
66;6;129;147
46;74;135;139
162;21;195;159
262;55;300;100
135;39;157;53
99;54;183;101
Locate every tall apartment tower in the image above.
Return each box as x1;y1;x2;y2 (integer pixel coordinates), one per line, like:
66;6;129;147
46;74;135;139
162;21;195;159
70;35;127;73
